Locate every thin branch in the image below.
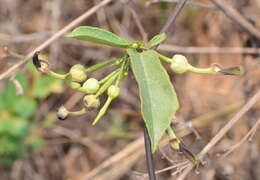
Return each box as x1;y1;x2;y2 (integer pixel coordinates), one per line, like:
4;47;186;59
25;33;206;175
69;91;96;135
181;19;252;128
209;0;260;39
199;90;260;157
0;0;113;80
144;126;157;180
148;0;217;10
158;44;260;54
156;161;189;175
0;32;50;43
176;90;260;180
223;116;260;157
129;7;148;44
160;0;188;34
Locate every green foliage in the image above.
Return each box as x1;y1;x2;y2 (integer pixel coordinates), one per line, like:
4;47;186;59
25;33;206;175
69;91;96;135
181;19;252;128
34;75;63;98
67;26;130;48
147;33;167;49
127;49;179;152
0;62;61;166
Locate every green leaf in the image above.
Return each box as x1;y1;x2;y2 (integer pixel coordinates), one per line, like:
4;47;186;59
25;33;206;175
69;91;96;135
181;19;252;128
0;73;27;110
13;98;37;119
0;118;28;137
147;33;167;49
0;80;19;110
127;49;179;152
67;26;130;48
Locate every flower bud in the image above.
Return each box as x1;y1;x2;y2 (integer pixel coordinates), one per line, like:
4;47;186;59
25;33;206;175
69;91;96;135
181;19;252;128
69;64;87;82
70;82;81;89
82;78;100;94
83;95;100;109
107;85;120;99
170;54;189;74
131;43;139;49
57;106;69;120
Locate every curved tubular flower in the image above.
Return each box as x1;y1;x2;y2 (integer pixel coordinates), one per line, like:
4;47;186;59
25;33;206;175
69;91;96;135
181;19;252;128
158;53;243;76
57;106;87;120
32;52;69;79
167;127;198;164
95;70;120;97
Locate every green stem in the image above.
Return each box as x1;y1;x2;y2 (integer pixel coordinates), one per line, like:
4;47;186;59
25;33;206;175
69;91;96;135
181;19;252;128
188;66;217;74
84;58;119;73
95;71;120;97
76;87;88;93
115;60;127;86
45;70;69;79
69;108;87;116
99;69;120;84
167;127;177;139
92;97;113;125
157;53;172;63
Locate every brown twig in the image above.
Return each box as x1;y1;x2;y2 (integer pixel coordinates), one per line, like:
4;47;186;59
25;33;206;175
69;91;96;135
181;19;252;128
50;0;62;62
209;0;260;39
158;44;260;54
0;0;113;80
223;116;260;157
129;7;148;44
156;160;189;175
148;0;217;10
159;0;188;34
176;90;260;180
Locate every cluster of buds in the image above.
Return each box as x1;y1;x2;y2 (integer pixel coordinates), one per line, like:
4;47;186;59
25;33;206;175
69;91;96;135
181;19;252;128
33;51;243;125
33;52;126;124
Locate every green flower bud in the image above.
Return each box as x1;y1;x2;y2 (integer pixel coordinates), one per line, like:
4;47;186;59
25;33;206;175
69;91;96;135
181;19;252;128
83;95;100;109
82;78;100;94
170;54;189;74
131;43;139;49
57;106;69;120
70;64;87;82
107;85;120;99
115;60;121;65
70;82;81;89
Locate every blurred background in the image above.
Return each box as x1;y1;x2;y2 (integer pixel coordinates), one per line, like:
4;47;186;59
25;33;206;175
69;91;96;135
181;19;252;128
0;0;259;179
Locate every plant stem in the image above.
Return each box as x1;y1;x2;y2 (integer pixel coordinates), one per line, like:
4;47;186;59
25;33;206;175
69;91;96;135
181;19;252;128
144;126;156;180
115;60;127;86
99;69;120;84
69;108;87;116
92;97;112;125
167;126;177;139
188;66;217;74
157;53;172;63
45;70;69;79
95;71;120;97
84;58;119;73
